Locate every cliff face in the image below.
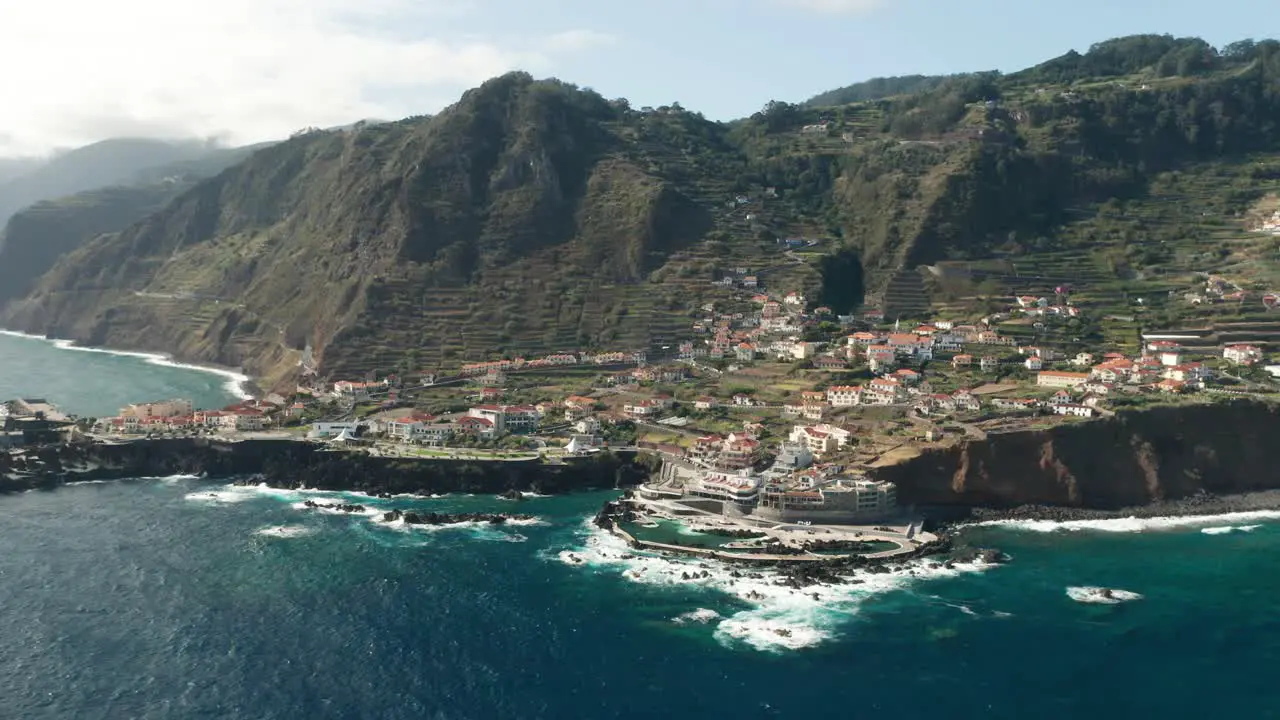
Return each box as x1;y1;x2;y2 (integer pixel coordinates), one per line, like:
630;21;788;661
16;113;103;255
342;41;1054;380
1;75;722;385
870;401;1280;510
0;438;649;495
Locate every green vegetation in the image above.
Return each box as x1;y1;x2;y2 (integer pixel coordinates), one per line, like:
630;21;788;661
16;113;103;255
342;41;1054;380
2;35;1279;388
0;142;266;303
803;75;957;107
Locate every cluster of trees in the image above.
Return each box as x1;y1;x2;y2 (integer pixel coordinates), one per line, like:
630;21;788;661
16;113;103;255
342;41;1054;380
1014;35;1280;84
880;73;1002;138
1025;66;1280;170
803;75;957;107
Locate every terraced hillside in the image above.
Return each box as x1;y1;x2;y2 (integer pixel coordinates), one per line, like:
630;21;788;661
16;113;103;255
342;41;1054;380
3;35;1279;386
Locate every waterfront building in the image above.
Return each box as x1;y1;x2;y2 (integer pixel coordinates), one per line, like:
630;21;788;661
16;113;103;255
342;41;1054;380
772;441;814;471
757;476;898;522
308;422;363;439
690;470;761;510
387;413;437;441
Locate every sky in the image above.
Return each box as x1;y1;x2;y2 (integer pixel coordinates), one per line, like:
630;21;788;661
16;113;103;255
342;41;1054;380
0;0;1275;156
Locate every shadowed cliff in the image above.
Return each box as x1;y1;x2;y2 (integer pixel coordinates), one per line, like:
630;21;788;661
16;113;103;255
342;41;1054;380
871;400;1280;509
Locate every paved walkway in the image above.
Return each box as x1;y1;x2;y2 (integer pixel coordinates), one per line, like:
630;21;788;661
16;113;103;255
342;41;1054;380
626;498;926;559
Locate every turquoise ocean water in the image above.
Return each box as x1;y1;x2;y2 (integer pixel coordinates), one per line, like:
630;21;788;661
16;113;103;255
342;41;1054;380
0;331;244;416
2;336;1279;718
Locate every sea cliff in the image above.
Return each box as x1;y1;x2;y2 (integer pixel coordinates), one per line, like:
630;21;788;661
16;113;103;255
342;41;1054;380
871;400;1280;514
0;438;650;495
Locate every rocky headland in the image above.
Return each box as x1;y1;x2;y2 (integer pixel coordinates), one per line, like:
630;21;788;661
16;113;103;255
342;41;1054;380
870;400;1280;522
0;438;649;496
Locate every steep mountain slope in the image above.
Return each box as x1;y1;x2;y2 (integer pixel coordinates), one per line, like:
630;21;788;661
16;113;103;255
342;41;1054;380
5;36;1280;385
0;143;268;304
3;75;746;384
0;138;231;231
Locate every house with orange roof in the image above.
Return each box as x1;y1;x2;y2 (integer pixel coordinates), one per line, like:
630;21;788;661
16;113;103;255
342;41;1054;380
866;344;896;371
826;385;864;407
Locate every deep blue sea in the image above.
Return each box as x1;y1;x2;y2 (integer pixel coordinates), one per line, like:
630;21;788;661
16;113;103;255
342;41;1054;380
3;333;1280;718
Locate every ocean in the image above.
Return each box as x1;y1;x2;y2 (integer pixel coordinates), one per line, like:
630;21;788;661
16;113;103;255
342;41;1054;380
0;330;246;417
3;336;1280;718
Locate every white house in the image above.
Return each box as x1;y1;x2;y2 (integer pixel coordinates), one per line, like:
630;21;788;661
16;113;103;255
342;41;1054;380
387;416;430;440
309;422;362;439
1051;403;1095;418
1223;344;1263;365
952;391;980;413
866;378;906;404
1036;371;1090;389
788;424;852;457
826;385;864;407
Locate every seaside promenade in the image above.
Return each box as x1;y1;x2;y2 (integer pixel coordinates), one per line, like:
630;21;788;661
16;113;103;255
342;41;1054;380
615;496;933;562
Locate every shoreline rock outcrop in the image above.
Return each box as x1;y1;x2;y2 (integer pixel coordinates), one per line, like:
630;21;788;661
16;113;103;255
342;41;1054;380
0;438;649;496
872;400;1280;515
380;509;535;526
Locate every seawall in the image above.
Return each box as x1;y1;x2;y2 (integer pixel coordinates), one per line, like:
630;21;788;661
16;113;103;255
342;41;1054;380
870;399;1280;513
0;438;652;495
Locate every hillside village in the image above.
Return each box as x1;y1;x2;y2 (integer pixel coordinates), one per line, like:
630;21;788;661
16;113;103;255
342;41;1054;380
64;250;1280;521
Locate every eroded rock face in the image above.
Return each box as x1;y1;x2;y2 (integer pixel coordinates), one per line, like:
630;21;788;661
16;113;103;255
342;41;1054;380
870;401;1280;510
0;438;650;496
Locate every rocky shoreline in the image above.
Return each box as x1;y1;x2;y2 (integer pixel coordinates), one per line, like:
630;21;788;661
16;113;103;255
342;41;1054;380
957;489;1280;525
589;497;1008;584
0;438;650;496
295;502;535;527
378;509;535;526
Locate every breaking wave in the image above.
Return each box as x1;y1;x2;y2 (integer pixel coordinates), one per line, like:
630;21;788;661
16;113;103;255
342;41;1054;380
977;511;1280;534
1066;586;1143;604
552;521;995;652
1200;525;1262;535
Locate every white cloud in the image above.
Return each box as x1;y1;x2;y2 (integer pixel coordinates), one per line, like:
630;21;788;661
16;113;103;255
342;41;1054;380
0;0;611;155
769;0;885;14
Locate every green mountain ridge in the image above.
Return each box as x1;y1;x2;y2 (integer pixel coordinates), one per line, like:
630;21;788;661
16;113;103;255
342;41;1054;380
0;143;270;305
0;138;235;230
3;35;1279;387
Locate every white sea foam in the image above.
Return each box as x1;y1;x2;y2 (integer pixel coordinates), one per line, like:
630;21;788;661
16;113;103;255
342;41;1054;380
255;525;315;538
184;487;259;504
1200;524;1261;535
373;516;546;532
0;329;252;399
184;482;368;508
977;510;1280;534
1066;586;1143;604
673;608;722;625
554;521;994;652
156;474;202;483
293;500;382;517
